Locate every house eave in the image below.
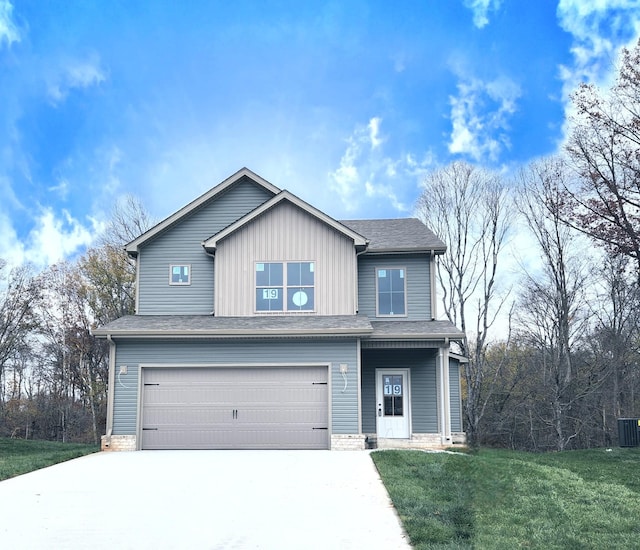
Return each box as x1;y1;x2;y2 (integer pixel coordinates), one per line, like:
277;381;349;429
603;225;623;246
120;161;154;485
361;247;446;255
93;328;373;339
367;332;465;341
202;191;369;252
125;167;280;255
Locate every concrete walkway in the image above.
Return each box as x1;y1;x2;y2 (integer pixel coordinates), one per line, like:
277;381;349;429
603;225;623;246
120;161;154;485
0;450;411;549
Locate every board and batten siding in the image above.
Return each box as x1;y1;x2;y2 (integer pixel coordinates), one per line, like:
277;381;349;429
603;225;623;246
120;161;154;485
112;338;359;437
357;254;432;320
137;177;273;315
360;349;439;434
215;201;358;316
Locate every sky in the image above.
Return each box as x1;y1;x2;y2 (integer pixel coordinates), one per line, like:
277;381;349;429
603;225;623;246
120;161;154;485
1;0;640;269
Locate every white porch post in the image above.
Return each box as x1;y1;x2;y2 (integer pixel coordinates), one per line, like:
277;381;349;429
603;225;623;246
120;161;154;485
437;344;452;445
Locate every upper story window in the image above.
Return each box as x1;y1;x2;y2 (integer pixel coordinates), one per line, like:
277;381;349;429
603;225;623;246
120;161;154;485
376;267;406;316
256;261;315;312
170;264;191;285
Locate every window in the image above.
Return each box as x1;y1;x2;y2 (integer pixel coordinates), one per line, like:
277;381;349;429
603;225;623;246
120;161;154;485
256;262;283;311
376;268;406;316
256;261;314;312
170;265;191;285
287;262;315;311
383;374;404;416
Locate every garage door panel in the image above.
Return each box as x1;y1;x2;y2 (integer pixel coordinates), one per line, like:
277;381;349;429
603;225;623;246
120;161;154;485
141;367;329;450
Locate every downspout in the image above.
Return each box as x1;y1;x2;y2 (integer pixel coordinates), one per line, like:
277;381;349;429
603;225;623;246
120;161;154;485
105;334;116;448
203;247;216;315
430;250;437;320
133;255;140;314
437;338;452;445
442;338;452;444
354;245;369;313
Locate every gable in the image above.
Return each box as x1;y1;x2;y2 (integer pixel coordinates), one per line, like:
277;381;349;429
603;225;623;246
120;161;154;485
134;174;276;315
126;167;279;257
203;190;367;252
214;200;360;316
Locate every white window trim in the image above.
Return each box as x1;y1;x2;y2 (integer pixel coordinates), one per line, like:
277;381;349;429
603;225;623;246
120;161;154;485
375;266;408;317
169;264;191;286
255;260;316;313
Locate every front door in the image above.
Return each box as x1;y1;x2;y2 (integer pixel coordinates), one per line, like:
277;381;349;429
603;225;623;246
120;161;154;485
376;369;410;438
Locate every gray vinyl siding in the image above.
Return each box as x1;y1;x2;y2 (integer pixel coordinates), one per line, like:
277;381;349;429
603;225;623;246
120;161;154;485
216;201;357;316
449;361;462;432
357;254;432;320
112;338;359;436
137;178;273;314
360;349;438;434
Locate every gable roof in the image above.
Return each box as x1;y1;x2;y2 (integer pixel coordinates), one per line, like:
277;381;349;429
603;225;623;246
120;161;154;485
125;167;280;257
340;218;446;254
202;190;369;252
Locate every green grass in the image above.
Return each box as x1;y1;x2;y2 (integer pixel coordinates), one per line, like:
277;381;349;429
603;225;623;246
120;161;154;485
372;447;640;549
0;438;98;481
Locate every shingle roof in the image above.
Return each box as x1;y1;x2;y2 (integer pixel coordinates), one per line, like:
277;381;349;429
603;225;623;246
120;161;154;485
93;315;374;338
340;218;446;253
369;320;465;340
93;314;464;341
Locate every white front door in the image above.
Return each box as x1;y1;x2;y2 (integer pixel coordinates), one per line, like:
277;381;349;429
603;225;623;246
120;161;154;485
376;369;410;438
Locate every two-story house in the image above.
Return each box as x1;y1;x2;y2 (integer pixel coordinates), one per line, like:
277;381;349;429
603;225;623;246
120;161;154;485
94;168;466;450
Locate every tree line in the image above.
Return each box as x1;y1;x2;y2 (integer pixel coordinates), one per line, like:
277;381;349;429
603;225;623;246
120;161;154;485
0;197;151;444
418;40;640;450
1;41;640;451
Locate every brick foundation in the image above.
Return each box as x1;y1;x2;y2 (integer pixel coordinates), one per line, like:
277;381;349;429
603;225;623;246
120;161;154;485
101;435;137;451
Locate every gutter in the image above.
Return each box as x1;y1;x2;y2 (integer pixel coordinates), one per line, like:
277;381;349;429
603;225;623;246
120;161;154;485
93;328;374;339
367;332;465;341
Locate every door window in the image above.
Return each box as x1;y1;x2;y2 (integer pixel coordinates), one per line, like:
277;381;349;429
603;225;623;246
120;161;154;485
383;374;404;416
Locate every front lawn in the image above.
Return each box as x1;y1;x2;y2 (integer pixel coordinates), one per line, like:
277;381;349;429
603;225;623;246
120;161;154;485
372;447;640;549
0;438;98;481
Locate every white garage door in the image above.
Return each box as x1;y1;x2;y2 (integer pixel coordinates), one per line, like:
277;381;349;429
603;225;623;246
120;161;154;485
141;366;329;450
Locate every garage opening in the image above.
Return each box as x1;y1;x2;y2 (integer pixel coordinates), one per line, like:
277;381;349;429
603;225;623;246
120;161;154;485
141;366;329;450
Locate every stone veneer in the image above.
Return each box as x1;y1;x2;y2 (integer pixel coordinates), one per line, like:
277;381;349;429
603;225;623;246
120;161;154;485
100;432;466;451
330;434;367;450
101;435;136;451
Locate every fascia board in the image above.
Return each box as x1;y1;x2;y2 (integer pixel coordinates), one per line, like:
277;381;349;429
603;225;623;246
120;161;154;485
125;168;280;256
202;190;368;250
368;332;465;341
93;328;374;339
361;247;447;255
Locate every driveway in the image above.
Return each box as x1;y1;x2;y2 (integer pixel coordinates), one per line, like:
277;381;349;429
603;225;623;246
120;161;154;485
0;450;411;549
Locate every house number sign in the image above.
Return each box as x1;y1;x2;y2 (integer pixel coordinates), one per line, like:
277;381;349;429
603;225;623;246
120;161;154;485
262;289;279;300
383;375;403;396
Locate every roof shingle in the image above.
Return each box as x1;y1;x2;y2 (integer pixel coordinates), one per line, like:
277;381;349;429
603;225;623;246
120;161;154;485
340;218;446;253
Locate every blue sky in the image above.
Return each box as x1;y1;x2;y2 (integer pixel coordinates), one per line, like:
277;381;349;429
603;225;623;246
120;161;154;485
1;0;639;268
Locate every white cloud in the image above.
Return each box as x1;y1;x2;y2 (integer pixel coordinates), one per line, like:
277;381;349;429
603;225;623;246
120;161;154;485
24;208;100;267
368;117;383;149
557;0;640;92
448;74;521;162
463;0;503;29
46;54;106;104
0;212;25;268
328;118;434;214
0;0;20;48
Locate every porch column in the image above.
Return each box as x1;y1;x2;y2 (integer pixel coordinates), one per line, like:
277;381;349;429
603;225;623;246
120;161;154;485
437;344;452;445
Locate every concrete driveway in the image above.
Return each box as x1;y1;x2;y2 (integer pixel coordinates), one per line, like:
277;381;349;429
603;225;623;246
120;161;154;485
0;450;411;549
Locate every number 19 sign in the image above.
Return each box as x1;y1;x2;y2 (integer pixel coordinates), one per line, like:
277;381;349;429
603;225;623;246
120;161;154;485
262;289;279;300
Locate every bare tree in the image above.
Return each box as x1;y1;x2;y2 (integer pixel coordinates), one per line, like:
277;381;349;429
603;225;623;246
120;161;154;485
416;161;511;446
564;39;640;276
515;159;591;451
0;262;41;402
